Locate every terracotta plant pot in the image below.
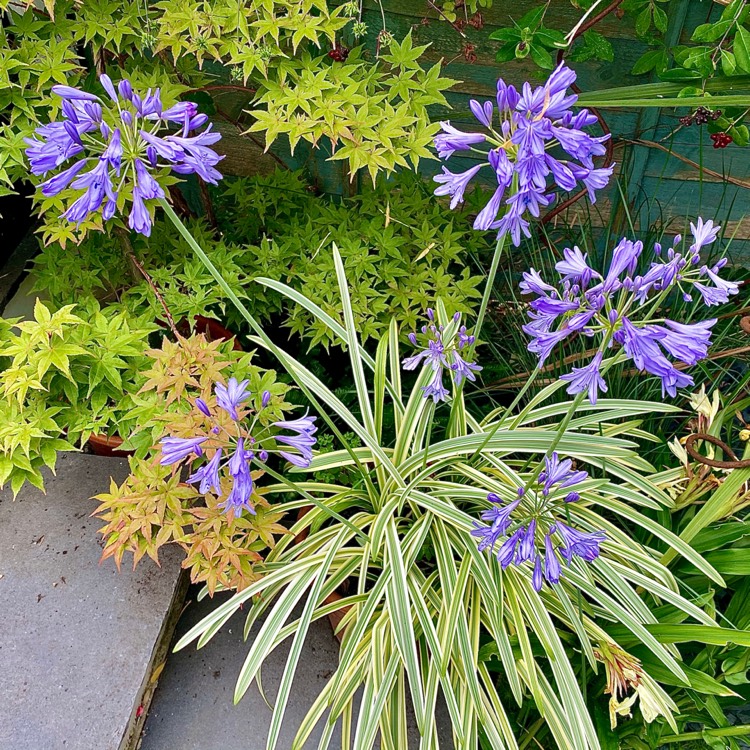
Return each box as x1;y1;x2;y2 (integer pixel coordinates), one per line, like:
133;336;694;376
323;591;348;644
191;315;243;351
87;432;133;458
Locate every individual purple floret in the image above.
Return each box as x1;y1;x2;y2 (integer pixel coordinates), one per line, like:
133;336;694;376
273;414;317;468
220;438;256;517
403;310;481;402
432;63;614;246
25;73;223;236
560;352;608;405
160;436;207;465
520;218;735;401
187;447;223;495
471;453;601;590
215;377;251;421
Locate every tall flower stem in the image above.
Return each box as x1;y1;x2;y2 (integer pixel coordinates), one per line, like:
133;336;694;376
521;348;622;489
511;390;589;493
471;231;507;347
468;364;542;463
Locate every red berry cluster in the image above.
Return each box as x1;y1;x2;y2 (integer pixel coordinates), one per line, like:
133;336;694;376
710;132;733;149
328;45;349;62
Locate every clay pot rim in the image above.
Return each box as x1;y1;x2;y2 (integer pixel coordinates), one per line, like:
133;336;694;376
87;431;133;458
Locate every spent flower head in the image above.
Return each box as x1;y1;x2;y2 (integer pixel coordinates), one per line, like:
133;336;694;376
402;309;481;403
471;453;604;591
521;218;737;402
433;63;614;246
159;378;316;518
25;73;223;237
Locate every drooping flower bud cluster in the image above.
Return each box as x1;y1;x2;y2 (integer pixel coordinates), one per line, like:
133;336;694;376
471;453;604;591
520;218;738;402
433;63;614;246
159;377;316;518
25;73;223;236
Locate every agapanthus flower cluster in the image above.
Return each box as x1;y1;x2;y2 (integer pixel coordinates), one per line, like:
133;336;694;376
521;218;739;402
471;453;604;591
159;377;316;518
402;309;481;402
433;63;614;246
25;74;223;236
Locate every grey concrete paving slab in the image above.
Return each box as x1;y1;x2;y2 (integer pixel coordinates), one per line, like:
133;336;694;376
140;591;345;750
0;453;185;750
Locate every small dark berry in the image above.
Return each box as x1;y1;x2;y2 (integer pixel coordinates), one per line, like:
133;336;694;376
693;106;712;125
679;115;693;127
711;109;722;120
328;45;349;61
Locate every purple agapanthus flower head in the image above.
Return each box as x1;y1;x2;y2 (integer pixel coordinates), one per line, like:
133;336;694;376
432;63;614;246
26;73;223;236
159;378;317;518
403;310;482;402
521;219;732;402
471;455;602;591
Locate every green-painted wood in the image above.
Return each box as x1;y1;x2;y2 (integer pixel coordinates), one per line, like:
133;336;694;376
624;0;692;219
